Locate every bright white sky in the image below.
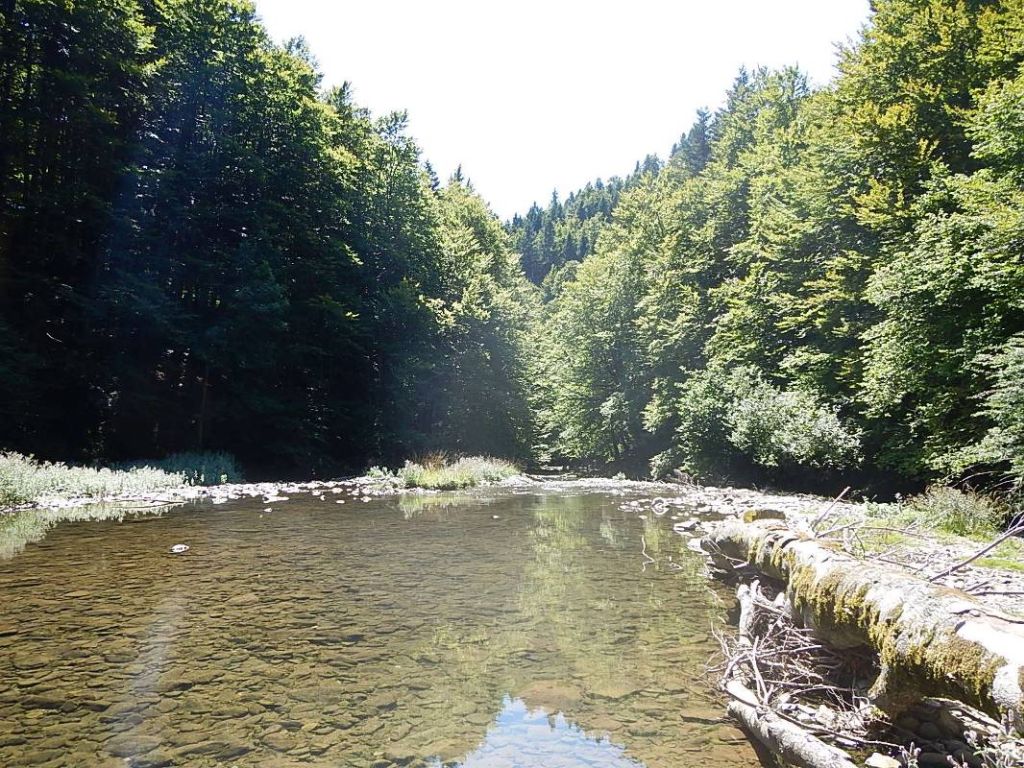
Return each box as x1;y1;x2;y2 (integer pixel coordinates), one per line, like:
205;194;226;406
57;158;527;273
254;0;870;220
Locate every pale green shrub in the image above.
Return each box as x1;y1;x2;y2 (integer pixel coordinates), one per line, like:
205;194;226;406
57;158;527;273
397;456;519;490
726;375;862;470
669;365;861;478
119;451;242;486
0;451;186;507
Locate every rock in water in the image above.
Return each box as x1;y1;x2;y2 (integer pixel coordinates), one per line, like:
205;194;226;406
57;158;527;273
169;544;190;554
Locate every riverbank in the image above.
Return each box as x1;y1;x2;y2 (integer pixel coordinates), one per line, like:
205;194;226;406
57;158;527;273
624;484;1024;768
622;484;1024;619
0;453;522;514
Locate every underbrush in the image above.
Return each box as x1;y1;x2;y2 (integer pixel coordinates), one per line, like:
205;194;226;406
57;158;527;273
118;451;242;486
664;364;862;481
870;486;1014;540
395;455;520;490
0;450;237;508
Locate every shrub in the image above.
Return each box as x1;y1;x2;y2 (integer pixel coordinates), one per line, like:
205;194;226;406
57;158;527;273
726;373;862;471
0;451;186;507
397;456;519;490
669;365;862;479
119;452;242;486
896;486;1010;539
366;465;396;480
649;448;684;480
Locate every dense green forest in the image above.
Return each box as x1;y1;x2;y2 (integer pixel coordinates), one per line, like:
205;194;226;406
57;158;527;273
0;0;534;472
532;0;1024;493
2;0;1023;493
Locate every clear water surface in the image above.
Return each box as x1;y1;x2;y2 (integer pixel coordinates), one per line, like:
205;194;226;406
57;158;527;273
0;486;758;767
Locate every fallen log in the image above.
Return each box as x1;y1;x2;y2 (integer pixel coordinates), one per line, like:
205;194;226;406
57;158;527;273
704;520;1024;722
725;680;860;768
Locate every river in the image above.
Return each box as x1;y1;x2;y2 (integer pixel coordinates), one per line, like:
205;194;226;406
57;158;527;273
0;483;759;767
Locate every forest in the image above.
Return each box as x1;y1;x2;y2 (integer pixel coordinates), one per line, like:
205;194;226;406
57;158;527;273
1;0;1023;495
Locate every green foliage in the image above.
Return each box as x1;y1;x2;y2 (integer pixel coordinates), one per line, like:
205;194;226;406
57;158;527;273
119;452;242;486
525;1;1024;492
534;184;655;463
667;367;861;479
726;371;862;471
397;456;520;491
961;334;1024;488
975;556;1024;573
0;452;185;508
0;0;536;472
669;368;737;479
4;0;1024;493
510;162;657;284
874;486;1011;540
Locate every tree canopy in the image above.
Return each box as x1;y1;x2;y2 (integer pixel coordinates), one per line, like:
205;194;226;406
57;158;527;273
0;0;534;473
3;0;1023;494
533;0;1024;493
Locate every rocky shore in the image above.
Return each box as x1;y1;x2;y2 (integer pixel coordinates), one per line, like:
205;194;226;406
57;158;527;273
619;484;1024;768
620;484;1024;619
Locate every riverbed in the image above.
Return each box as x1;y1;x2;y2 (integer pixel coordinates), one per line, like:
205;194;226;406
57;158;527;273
0;484;758;767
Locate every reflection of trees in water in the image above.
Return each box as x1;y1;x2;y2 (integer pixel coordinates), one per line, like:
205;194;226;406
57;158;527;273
0;504;171;559
384;493;676;762
0;492;750;767
521;496;678;677
510;494;736;765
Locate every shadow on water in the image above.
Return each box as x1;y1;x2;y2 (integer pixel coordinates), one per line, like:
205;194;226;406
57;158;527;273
0;486;760;767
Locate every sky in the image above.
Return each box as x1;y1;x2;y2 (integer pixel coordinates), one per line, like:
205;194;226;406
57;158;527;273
253;0;871;220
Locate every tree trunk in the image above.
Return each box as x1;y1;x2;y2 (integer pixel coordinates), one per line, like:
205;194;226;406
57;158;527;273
725;680;860;768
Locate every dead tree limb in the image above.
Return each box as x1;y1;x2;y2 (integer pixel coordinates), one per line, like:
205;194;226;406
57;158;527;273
704;520;1024;721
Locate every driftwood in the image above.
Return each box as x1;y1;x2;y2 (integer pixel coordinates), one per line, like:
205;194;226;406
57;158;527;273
726;679;860;768
722;579;865;768
704;520;1024;722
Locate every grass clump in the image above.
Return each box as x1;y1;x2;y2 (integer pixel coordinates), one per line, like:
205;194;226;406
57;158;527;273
894;486;1010;539
0;451;185;507
397;455;519;490
975;556;1024;573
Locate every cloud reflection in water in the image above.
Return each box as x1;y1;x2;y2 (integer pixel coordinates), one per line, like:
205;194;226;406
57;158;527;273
437;695;645;768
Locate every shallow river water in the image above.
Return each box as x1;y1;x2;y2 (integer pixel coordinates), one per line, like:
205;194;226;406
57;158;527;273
0;485;758;767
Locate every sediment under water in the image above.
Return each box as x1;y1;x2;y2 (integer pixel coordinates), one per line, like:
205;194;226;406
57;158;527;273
0;485;757;767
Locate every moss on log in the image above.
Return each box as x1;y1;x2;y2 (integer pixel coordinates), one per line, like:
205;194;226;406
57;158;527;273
704;521;1024;721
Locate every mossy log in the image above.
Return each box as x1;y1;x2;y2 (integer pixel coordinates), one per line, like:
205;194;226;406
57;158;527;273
704;521;1024;722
